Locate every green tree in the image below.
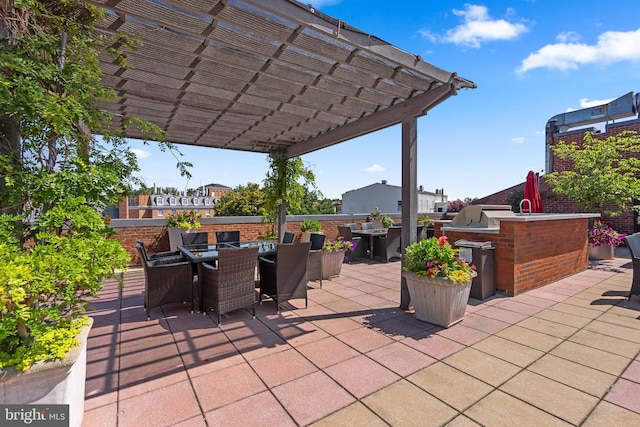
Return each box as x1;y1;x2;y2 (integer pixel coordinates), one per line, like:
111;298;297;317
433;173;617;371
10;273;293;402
214;183;266;216
291;187;334;215
545;131;640;216
263;150;317;238
0;1;187;370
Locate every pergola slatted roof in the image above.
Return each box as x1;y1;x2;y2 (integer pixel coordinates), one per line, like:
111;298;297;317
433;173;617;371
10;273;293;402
89;0;475;157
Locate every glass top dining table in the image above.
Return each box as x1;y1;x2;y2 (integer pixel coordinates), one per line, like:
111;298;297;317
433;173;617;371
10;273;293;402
351;229;388;261
178;240;278;263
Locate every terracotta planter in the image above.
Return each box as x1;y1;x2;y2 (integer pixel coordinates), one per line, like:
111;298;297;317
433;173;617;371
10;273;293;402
0;317;93;427
322;250;346;279
403;272;472;328
588;244;614;260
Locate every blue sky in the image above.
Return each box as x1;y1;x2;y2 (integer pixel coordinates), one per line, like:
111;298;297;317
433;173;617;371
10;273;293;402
127;0;640;201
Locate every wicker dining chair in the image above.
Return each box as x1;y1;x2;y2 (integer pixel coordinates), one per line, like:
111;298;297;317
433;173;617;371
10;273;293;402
136;242;193;320
307;233;326;287
282;231;295;243
216;230;240;246
337;226;367;263
373;226;402;262
200;246;258;324
259;242;311;312
181;231;209;246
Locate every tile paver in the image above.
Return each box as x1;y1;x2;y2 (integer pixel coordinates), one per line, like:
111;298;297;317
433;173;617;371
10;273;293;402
83;254;640;426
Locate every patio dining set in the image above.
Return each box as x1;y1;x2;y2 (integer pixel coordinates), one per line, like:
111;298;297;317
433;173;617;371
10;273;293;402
135;224;425;325
136;230;328;324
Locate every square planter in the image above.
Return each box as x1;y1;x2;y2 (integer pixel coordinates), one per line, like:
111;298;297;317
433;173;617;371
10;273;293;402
403;272;472;328
322;250;346;279
588;244;614;260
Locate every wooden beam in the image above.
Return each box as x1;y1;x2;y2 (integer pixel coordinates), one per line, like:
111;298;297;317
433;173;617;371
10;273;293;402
400;118;418;309
286;83;455;158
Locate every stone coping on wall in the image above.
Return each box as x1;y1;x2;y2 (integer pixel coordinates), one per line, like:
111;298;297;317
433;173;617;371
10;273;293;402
441;213;599;234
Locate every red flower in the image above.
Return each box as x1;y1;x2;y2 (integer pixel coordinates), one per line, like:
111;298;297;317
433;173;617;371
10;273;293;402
438;236;447;247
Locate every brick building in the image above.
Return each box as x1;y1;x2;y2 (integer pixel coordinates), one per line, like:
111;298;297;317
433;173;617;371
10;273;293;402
117;183;232;219
475;92;640;236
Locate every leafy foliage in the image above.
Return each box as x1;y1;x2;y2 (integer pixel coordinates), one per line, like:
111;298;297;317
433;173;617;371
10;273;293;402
322;236;354;252
446;199;470;213
0;1;183;369
166;209;201;229
300;219;322;232
263;149;317;233
214;183;266;217
545;131;640;216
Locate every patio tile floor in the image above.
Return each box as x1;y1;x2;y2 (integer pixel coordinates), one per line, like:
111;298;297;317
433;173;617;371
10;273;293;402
83;250;640;426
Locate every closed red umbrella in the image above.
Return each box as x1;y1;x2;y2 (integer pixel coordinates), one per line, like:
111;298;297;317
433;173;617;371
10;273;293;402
524;171;543;213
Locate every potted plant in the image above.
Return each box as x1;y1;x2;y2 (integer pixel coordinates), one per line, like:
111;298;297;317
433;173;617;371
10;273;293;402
166;209;202;251
381;214;395;229
402;236;476;328
300;219;322;242
322;237;355;279
588;219;626;260
368;207;383;229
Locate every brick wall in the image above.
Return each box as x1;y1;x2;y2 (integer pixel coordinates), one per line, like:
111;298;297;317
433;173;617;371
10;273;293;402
475;119;640;236
443;217;589;296
111;215;385;265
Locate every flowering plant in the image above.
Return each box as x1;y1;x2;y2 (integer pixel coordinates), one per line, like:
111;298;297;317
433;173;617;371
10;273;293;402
403;236;476;284
323;236;355;252
588;219;625;247
367;207;381;221
166;210;201;230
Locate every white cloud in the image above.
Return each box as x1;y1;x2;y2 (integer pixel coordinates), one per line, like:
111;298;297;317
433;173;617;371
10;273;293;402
565;97;614;112
421;4;529;48
512;137;525;144
131;148;151;159
517;27;640;74
579;97;613;108
364;163;385;173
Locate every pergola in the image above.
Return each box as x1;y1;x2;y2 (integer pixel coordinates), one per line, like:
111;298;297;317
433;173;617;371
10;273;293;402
90;0;476;307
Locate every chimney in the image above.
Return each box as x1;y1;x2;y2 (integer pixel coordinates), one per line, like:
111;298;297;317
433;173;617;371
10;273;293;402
381;180;387;185
419;185;423;192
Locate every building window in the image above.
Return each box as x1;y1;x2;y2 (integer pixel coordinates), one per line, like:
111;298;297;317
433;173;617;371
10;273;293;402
206;209;211;216
180;197;188;206
397;200;402;211
169;197;176;206
157;209;163;216
154;196;164;206
192;198;200;206
204;198;211;206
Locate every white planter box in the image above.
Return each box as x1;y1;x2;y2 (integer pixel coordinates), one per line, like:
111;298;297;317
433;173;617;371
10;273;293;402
403;273;472;328
0;318;93;427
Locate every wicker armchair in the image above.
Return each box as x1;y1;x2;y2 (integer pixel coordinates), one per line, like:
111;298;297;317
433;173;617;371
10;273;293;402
307;233;326;287
259;242;311;312
373;226;402;262
136;242;193;320
137;239;185;264
200;247;258;324
337;226;367;263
